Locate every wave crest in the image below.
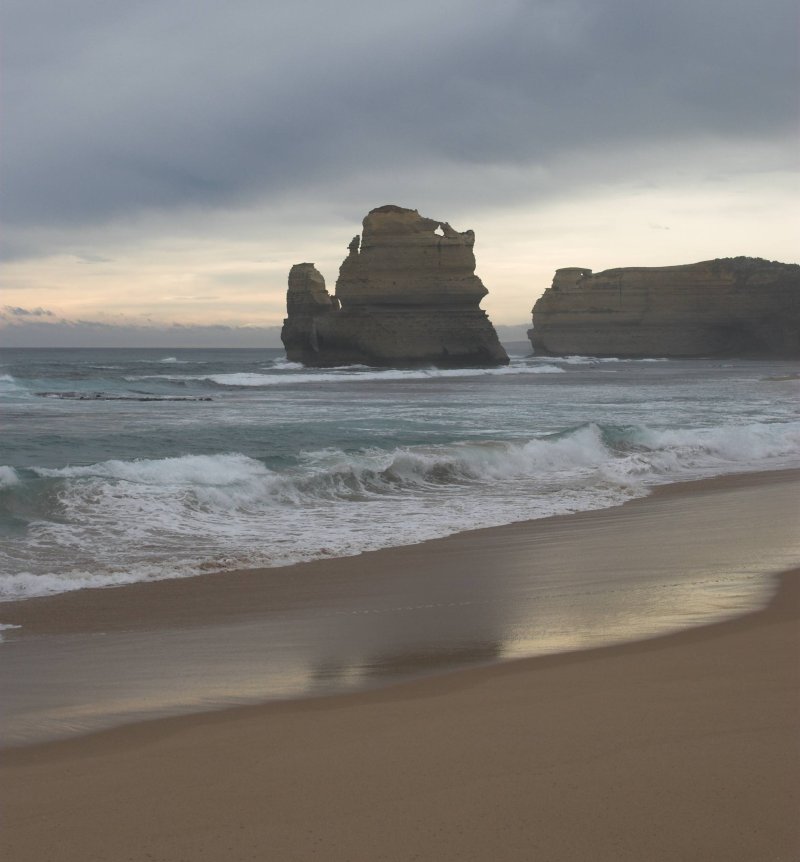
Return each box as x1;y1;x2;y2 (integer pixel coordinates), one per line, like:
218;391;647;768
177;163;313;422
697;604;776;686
3;419;798;600
35;453;271;487
0;466;20;488
28;420;800;507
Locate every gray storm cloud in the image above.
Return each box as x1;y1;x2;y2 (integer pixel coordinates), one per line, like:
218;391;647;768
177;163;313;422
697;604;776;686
3;0;797;243
2;306;55;317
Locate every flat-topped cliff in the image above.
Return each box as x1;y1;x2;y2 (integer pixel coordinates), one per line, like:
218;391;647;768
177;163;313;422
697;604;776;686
528;258;800;358
281;205;509;367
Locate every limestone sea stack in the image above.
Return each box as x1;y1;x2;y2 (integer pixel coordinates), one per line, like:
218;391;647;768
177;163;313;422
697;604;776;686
281;205;509;367
528;257;800;358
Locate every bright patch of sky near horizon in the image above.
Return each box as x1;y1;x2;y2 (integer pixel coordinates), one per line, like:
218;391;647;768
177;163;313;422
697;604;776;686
1;0;798;346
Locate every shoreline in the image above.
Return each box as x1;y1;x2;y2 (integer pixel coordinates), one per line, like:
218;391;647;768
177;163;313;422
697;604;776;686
2;467;799;750
3;466;799;636
2;567;798;859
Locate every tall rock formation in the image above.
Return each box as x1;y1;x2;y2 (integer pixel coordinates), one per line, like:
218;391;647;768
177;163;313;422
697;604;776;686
528;258;800;358
281;205;509;367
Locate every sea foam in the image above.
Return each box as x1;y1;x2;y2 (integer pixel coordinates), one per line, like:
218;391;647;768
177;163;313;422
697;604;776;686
3;418;797;601
0;466;21;488
127;364;565;387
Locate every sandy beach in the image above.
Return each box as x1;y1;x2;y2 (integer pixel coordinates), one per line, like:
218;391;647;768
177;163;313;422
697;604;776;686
2;470;799;860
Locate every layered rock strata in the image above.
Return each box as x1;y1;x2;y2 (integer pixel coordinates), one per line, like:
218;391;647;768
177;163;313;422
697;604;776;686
281;205;509;367
528;258;800;358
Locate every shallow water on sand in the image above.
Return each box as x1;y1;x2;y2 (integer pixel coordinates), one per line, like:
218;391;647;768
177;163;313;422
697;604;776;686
2;472;798;745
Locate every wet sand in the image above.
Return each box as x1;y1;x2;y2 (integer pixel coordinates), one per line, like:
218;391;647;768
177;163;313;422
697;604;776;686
1;470;799;860
2;576;798;860
2;470;800;746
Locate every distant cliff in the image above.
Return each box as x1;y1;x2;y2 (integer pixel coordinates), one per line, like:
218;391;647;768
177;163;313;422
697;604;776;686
528;258;800;358
281;205;509;367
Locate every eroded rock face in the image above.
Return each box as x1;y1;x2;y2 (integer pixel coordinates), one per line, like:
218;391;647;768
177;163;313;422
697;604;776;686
281;205;509;367
529;258;800;358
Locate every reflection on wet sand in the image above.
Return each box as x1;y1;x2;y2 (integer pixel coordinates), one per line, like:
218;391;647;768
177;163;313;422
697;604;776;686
1;471;798;746
311;641;504;689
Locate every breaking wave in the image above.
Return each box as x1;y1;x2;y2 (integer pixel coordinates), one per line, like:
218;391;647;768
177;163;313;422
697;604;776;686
2;419;797;600
0;373;28;397
558;355;669;364
126;364;565;387
0;466;20;488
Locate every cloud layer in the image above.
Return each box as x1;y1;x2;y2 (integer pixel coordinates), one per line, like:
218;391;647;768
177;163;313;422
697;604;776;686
6;0;796;229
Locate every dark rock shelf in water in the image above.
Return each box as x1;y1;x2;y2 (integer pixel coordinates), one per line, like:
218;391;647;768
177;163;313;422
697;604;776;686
281;205;509;368
36;392;213;402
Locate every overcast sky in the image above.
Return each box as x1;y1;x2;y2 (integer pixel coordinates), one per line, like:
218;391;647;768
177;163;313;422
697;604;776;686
2;0;798;346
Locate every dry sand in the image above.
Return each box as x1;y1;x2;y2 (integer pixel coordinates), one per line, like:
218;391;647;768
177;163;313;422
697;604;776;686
2;472;799;861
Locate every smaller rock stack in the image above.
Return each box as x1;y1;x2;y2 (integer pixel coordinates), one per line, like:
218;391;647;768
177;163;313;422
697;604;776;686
529;258;800;358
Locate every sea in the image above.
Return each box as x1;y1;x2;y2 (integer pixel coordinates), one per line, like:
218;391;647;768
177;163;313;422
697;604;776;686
1;344;799;606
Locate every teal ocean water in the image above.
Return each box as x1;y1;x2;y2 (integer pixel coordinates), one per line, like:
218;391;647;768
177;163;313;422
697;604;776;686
1;345;799;603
